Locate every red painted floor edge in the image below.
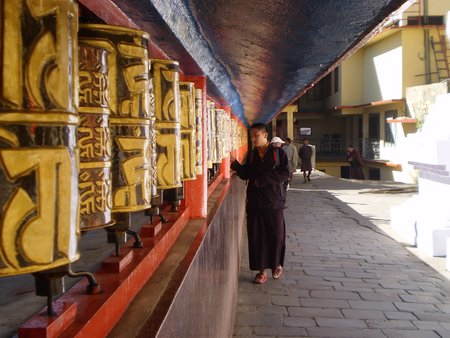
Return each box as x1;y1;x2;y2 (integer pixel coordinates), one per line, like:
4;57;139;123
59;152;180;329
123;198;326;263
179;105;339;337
22;206;191;338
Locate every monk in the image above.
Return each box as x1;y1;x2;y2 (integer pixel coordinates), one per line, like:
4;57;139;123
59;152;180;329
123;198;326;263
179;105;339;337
347;145;365;179
299;138;313;183
283;137;298;187
231;123;290;284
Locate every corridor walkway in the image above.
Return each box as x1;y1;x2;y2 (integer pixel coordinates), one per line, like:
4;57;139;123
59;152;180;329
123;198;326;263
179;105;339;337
233;172;450;338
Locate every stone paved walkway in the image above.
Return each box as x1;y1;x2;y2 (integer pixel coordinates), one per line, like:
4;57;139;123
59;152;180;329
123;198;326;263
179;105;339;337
233;172;450;338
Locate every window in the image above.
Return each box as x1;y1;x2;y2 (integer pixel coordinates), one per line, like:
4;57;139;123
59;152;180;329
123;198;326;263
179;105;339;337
384;110;397;145
407;15;443;26
300;127;312;136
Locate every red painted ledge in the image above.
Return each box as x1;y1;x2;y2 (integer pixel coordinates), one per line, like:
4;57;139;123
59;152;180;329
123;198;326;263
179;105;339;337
19;205;190;338
364;159;402;170
386;117;417;124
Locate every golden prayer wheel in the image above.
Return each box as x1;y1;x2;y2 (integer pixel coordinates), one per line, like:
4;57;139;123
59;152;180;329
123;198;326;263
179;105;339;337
77;44;114;231
222;112;230;158
148;75;158;202
144;67;164;223
79;24;152;213
150;59;182;190
79;24;152;251
179;82;197;181
237;123;246;148
206;101;216;169
194;89;203;175
230;119;238;151
214;108;225;164
0;0;80;277
216;108;231;161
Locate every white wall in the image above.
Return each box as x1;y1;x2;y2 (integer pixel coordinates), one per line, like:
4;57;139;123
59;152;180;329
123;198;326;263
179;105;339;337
364;32;403;102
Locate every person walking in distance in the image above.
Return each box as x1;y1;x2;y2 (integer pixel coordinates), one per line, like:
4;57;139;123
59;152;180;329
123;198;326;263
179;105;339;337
231;124;290;284
270;136;289;192
347;145;365;179
270;136;285;150
283;138;298;187
299;137;313;183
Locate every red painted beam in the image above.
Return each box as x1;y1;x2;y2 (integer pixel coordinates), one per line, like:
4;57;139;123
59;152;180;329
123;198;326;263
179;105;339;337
20;206;190;338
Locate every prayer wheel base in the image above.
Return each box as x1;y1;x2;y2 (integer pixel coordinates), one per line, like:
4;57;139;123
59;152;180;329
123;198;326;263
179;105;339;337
106;223;128;256
146;207;169;224
18;301;77;338
140;222;163;237
17;206;190;338
33;269;67;298
100;247;135;274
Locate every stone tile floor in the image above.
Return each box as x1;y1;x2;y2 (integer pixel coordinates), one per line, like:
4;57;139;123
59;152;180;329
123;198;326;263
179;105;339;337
233;171;450;338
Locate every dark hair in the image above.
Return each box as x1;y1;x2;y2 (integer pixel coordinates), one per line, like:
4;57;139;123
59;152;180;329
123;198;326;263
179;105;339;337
250;123;268;133
285;137;291;143
303;137;309;141
348;144;354;148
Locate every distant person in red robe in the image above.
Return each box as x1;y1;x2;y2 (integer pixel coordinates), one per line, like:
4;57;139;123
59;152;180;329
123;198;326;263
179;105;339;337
347;145;365;179
231;123;290;284
299;138;313;183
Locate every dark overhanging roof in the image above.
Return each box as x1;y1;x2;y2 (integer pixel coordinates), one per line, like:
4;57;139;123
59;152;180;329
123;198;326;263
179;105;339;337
109;0;412;126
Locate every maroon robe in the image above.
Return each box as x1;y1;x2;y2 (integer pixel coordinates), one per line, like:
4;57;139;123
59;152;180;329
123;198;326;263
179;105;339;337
231;145;290;271
299;144;313;172
347;149;365;179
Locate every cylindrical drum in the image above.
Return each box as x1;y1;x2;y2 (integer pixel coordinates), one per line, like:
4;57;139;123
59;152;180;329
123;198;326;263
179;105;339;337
194;89;203;175
79;24;152;213
179;82;196;181
238;123;248;148
150;59;182;190
230;119;238;151
221;110;231;159
214;108;225;164
0;0;79;276
207;101;216;168
148;75;158;201
78;44;114;230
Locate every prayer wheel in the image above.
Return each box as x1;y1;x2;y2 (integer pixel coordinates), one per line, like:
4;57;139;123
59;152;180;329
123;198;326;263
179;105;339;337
194;89;203;175
214;108;225;164
223;111;231;158
230;119;238;151
179;82;197;181
79;24;152;248
151;59;183;211
150;59;182;190
215;108;229;161
77;43;114;231
148;75;158;204
238;123;247;148
0;0;80;277
79;24;152;211
144;66;163;223
206;101;216;169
